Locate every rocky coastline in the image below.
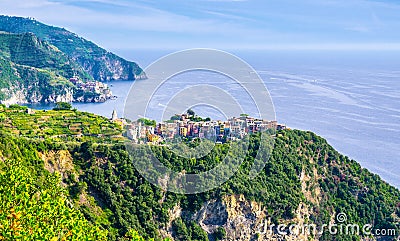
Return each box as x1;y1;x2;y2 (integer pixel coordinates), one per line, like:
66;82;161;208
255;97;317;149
0;79;114;105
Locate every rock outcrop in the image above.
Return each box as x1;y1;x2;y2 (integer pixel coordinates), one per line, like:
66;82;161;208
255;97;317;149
189;195;313;241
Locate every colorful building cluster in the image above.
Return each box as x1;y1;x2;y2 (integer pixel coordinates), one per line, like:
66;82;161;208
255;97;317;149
69;77;112;98
126;114;286;144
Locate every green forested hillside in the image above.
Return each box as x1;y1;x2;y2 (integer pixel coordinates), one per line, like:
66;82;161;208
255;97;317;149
0;32;92;102
0;134;108;240
76;130;400;241
0;32;88;77
0;15;145;81
0;106;399;241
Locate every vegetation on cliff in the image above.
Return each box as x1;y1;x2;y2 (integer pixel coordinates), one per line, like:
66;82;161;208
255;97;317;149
0;15;146;104
0;133;108;240
0;15;145;82
0;32;93;102
0;105;399;241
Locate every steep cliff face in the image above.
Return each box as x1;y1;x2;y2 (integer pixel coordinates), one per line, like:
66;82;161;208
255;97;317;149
0;15;146;104
189;195;313;241
0;32;112;104
12;87;75;104
193;196;386;241
0;15;146;81
76;50;146;81
166;192;396;241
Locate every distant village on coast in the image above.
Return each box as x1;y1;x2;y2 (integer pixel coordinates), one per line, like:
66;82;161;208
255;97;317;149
69;77;114;102
111;110;287;145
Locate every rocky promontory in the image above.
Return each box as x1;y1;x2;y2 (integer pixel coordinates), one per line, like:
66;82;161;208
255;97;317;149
0;16;145;105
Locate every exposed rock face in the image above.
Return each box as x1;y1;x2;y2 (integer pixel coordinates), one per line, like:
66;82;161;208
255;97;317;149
162;193;384;241
0;88;27;105
159;195;313;241
77;52;147;81
43;88;74;103
191;195;313;241
160;204;183;240
1;85;75;105
221;195;267;240
1;83;111;105
39;150;74;180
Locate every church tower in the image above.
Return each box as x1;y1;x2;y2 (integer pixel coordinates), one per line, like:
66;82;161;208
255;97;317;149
111;110;118;121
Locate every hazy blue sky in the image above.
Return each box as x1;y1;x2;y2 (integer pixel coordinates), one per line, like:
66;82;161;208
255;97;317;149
1;0;400;51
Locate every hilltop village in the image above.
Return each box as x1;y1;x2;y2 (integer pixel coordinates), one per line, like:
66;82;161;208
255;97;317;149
122;111;286;144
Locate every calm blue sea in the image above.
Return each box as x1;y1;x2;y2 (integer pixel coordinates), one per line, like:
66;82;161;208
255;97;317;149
25;50;400;188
